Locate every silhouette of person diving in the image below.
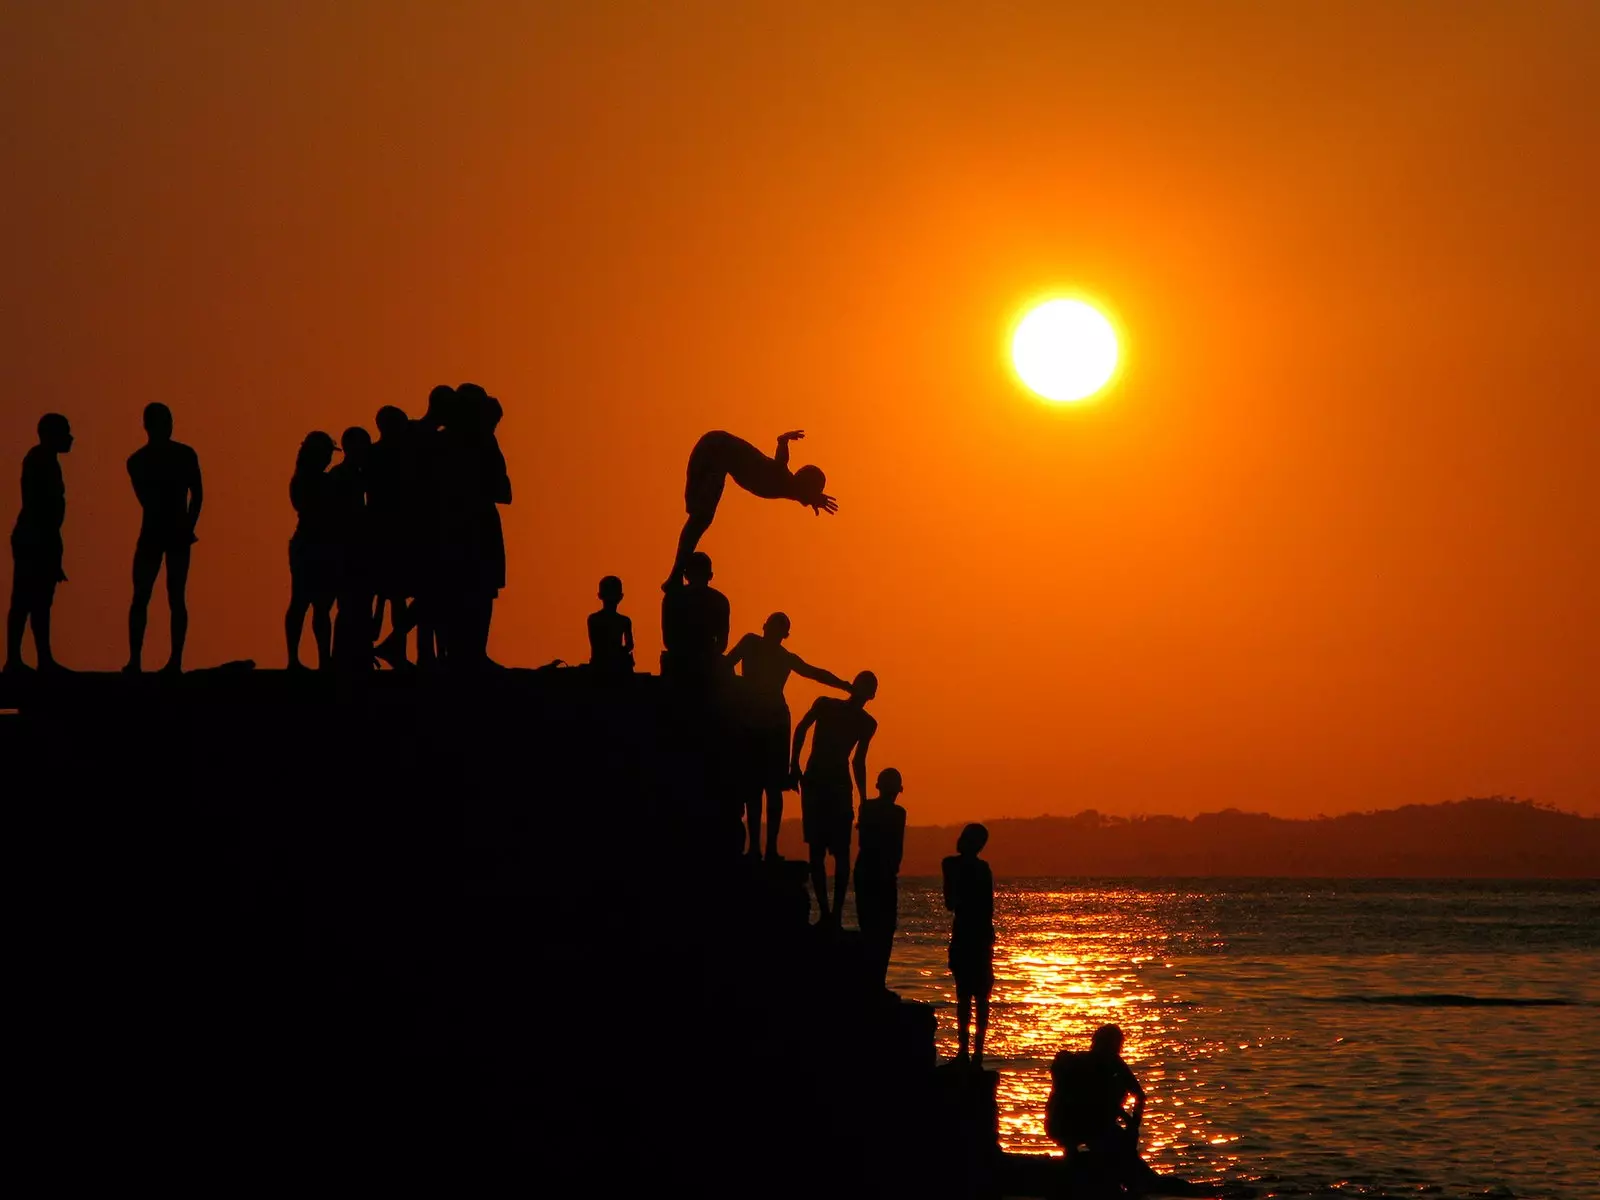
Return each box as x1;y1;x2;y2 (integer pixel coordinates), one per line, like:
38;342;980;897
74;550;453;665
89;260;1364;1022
943;823;994;1067
6;414;73;673
285;431;337;669
125;403;202;674
855;767;907;990
789;670;878;926
665;430;836;589
587;575;634;674
726;612;850;861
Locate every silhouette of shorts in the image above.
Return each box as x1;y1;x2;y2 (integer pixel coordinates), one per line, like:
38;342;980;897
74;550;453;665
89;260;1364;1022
9;534;64;604
801;776;853;854
685;434;733;515
948;934;995;993
289;538;337;604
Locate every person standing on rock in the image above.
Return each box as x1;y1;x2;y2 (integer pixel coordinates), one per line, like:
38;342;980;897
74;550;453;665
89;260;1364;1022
125;403;202;675
855;767;908;989
943;823;995;1068
6;413;74;673
788;670;878;926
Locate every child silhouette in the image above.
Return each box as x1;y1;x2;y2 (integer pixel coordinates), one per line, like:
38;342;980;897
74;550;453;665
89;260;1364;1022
587;575;634;674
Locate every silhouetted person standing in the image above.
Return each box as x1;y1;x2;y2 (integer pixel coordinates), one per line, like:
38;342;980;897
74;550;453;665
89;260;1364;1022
665;430;836;589
725;612;850;861
125;403;202;674
411;385;455;668
328;426;373;669
789;670;878;926
285;431;337;669
369;404;419;667
661;551;729;682
855;767;907;990
943;823;994;1067
453;384;511;665
587;575;634;674
6;414;73;673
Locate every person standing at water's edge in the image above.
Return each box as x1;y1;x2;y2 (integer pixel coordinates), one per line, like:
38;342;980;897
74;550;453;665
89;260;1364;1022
855;767;907;990
789;670;878;926
943;823;994;1067
726;611;850;861
125;403;202;675
665;429;836;589
6;414;73;673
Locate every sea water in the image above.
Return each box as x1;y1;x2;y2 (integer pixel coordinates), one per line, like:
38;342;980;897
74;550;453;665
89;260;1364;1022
871;879;1598;1199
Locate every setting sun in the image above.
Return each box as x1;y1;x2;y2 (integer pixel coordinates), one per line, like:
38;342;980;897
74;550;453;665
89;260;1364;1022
1011;298;1119;402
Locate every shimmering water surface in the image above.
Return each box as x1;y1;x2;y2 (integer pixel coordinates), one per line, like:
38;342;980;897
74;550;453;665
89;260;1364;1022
865;879;1599;1199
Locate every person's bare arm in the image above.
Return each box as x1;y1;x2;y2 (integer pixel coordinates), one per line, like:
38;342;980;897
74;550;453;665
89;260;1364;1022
789;654;850;692
621;615;634;655
852;727;874;808
186;452;204;535
790;703;819;784
775;429;804;469
726;632;757;671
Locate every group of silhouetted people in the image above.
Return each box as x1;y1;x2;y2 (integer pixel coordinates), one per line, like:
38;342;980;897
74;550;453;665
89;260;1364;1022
285;383;510;672
8;404;202;675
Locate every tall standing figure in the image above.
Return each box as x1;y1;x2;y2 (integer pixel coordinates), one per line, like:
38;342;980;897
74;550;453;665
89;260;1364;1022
328;426;374;669
125;403;202;675
285;431;337;669
942;823;995;1068
789;670;878;926
666;430;836;589
6;414;73;673
725;612;850;860
855;767;908;989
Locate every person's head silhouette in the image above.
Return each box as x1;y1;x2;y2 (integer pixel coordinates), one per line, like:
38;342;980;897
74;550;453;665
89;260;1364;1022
877;767;904;800
792;464;828;512
38;413;73;454
340;427;372;467
763;612;791;641
375;405;409;440
956;822;988;856
684;552;714;587
598;575;623;608
297;431;335;473
850;669;878;704
1090;1023;1124;1058
143;402;174;443
424;385;456;429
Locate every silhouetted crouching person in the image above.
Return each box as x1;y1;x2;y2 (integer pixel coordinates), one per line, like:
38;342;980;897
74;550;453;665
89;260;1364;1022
125;403;202;674
726;611;850;861
6;414;73;673
1047;1024;1180;1197
587;575;634;674
789;671;878;926
661;552;729;684
666;429;836;588
329;427;374;670
855;767;907;990
943;823;994;1067
285;432;337;669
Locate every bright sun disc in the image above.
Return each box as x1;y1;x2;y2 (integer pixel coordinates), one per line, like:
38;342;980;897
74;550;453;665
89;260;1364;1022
1011;299;1119;402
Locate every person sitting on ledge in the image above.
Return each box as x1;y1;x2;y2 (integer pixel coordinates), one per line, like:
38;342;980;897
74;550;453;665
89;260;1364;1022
943;822;994;1068
1046;1024;1201;1196
661;551;729;682
6;413;74;674
789;670;878;926
664;429;836;589
587;575;634;674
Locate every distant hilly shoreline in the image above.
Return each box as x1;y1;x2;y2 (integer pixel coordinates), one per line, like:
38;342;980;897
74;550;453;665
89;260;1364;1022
787;797;1599;878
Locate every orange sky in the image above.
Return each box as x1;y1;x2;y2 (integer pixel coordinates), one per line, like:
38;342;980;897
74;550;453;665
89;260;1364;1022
3;2;1596;822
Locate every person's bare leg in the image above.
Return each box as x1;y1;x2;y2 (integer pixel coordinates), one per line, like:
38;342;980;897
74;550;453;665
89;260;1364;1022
126;550;160;672
809;844;831;923
764;782;784;860
5;589;27;669
311;601;332;669
286;594;310;667
831;848;849;923
164;548;189;673
32;599;56;669
974;991;990;1068
665;510;714;588
744;792;762;858
956;987;972;1062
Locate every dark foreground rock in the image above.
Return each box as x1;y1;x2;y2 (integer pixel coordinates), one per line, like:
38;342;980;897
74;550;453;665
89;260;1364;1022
3;667;1001;1196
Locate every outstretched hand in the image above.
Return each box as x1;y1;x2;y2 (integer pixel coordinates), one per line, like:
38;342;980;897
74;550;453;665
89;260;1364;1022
812;492;838;516
778;429;806;443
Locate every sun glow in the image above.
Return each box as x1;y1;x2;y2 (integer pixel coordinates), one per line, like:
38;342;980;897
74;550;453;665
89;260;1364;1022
1010;298;1119;402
